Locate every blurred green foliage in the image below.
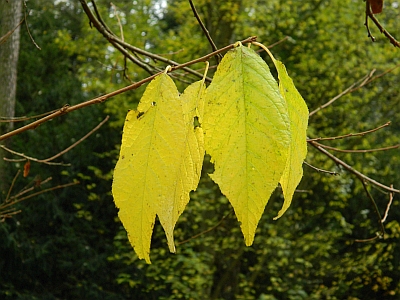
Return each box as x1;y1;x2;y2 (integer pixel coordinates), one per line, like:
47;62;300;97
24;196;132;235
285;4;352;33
1;0;399;299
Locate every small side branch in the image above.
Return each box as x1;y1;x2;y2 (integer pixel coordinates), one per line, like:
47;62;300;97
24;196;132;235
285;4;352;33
308;140;400;194
354;180;385;242
1;116;109;164
188;0;222;63
0;36;257;142
365;0;400;47
304;161;340;176
308;121;391;141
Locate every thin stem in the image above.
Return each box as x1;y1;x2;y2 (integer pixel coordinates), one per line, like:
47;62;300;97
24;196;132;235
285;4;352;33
315;142;400;153
381;185;394;223
303;161;340;176
308;140;400;194
5;170;20;202
355;180;385;242
0;36;257;142
188;0;222;63
307;121;391;141
177;211;232;245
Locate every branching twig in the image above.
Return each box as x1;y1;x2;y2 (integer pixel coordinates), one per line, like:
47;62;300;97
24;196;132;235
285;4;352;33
315;142;400;153
303;161;340;176
177;211;232;245
309;69;376;117
188;0;222;63
1;181;79;216
0;36;257;142
1;115;109;164
308;140;400;194
382;185;394;223
0;18;24;45
81;0;213;81
5;170;21;202
23;0;41;50
307;121;391;141
365;0;400;47
354;179;386;243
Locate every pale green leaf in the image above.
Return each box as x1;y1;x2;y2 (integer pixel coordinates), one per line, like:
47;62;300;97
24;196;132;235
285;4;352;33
203;45;291;246
271;58;309;220
112;74;204;263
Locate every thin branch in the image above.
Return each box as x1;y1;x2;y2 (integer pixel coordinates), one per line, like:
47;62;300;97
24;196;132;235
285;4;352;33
0;36;257;142
1;181;79;211
23;0;41;50
309;69;376;117
5;170;21;202
365;0;400;47
9;177;53;201
382;185;394;223
177;211;232;245
308;140;400;194
81;0;215;82
364;0;376;42
2;146;70;165
303;161;340;176
355;180;385;242
110;2;124;41
0;18;24;45
188;0;222;63
1;115;109;164
315;142;400;153
307;121;391;141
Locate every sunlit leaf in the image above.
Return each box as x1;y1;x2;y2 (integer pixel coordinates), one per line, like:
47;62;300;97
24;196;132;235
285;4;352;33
203;45;291;246
268;57;309;220
112;74;205;263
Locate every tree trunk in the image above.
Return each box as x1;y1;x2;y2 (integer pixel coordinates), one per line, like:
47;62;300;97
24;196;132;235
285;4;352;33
0;0;23;194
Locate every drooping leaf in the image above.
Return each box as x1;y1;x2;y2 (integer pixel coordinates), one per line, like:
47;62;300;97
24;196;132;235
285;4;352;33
112;74;205;263
156;80;205;253
203;45;291;246
269;57;309;220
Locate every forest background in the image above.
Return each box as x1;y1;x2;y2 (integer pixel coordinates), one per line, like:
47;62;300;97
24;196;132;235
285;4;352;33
1;0;400;299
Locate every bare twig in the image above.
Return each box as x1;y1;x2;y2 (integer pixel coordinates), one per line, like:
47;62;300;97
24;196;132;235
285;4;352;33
188;0;222;63
5;170;21;202
315;142;400;153
81;0;212;81
177;211;232;245
1;181;79;215
307;121;391;141
309;69;376;117
1;116;109;164
110;2;124;41
382;185;394;223
308;140;400;194
303;161;340;176
0;18;24;45
23;0;41;50
0;36;257;142
10;177;53;200
365;0;400;47
364;0;376;42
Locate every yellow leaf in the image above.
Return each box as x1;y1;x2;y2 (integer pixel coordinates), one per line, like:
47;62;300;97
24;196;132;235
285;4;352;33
269;57;309;220
156;80;205;253
203;46;291;246
112;74;205;263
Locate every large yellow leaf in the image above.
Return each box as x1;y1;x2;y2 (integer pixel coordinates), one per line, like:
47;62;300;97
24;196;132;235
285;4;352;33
203;45;291;246
112;74;205;263
271;58;309;220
